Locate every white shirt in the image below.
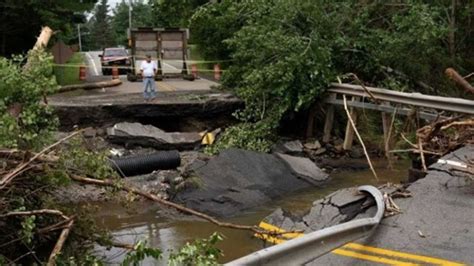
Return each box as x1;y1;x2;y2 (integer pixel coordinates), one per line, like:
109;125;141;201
140;60;157;77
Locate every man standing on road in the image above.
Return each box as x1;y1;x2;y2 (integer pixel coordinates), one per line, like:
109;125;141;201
140;55;157;101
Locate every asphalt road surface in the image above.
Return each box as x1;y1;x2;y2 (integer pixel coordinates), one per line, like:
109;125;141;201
255;145;473;265
82;51;218;93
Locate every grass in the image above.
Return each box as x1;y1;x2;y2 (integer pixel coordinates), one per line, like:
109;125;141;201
54;53;85;86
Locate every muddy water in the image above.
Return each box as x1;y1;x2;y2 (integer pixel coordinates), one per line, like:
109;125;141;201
93;159;410;264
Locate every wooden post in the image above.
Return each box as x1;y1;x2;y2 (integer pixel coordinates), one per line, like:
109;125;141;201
343;96;359;150
381;102;394;167
323;93;336;143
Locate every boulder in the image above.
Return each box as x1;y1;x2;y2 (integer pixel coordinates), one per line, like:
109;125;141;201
175;149;329;217
107;122;202;150
304;140;322;150
272;140;304;155
275;153;329;185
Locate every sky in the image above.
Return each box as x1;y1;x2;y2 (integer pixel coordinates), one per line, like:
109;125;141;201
107;0;149;9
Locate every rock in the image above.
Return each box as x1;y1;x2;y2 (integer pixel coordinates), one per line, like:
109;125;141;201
334;144;344;152
96;128;107;136
349;147;364;158
83;128;97;138
107;122;202;150
276;153;329;185
283;140;304;153
175;149;325;217
314;147;327;155
304;140;322;150
273;140;304;155
173;176;184;185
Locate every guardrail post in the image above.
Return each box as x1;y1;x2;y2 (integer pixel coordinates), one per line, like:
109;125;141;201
323;93;337;143
381;102;394;166
343;96;359;150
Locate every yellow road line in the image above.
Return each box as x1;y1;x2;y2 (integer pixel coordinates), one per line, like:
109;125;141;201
258;222;305;239
344;243;465;266
157;81;175;92
332;249;419;266
256;222;465;265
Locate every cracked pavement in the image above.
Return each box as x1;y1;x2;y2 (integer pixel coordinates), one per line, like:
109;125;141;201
261;145;474;265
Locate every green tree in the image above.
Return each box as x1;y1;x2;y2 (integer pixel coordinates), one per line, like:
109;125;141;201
194;0;472;153
151;0;209;28
0;0;97;56
111;0;155;47
89;0;114;49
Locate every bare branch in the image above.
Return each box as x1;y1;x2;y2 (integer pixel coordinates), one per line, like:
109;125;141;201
0;130;82;189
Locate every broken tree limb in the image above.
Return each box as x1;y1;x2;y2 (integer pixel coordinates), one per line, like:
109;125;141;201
464;72;474;80
69;175;301;236
47;219;74;266
346;73;379;103
0;209;68;220
0;130;82;189
343;95;379;180
445;68;474;94
23;27;54;72
58;79;122;93
418;139;428;172
33;26;54;51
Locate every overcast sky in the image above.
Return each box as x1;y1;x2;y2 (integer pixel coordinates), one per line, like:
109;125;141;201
107;0;149;9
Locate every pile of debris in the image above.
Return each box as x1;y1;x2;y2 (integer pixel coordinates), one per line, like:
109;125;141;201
416;116;474;156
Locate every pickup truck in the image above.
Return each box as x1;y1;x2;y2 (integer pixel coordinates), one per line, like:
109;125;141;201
99;47;131;75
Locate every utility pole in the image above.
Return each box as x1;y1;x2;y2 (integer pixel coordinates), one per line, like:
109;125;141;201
129;0;132;30
77;24;82;52
78;0;83;52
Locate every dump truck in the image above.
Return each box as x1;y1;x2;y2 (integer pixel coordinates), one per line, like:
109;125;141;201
127;27;194;82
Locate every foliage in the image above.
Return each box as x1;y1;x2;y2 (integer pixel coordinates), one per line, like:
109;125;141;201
54;53;86;86
190;0;248;63
205;122;275;154
122;240;162;266
151;0;209;28
111;0;155;47
89;0;114;50
0;0;97;56
0;49;58;149
168;232;223;266
193;0;473;153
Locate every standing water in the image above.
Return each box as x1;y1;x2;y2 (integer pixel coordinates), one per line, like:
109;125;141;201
93;159;410;264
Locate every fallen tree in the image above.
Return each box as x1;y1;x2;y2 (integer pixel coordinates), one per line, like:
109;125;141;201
58;79;122;93
0;131;299;264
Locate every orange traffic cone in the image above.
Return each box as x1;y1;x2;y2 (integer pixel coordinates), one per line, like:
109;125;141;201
112;66;119;79
79;65;86;81
214;64;221;81
191;64;198;78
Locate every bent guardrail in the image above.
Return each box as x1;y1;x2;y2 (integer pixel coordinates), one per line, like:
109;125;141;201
328;83;474;115
225;185;385;266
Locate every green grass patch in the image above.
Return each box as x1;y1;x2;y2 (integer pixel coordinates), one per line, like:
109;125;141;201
54;53;85;86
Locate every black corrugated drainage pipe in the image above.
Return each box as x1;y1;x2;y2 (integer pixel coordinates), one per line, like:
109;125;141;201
110;150;181;177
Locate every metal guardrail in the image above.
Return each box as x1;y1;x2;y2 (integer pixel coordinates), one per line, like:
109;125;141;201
327;83;474;115
225;185;385;266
